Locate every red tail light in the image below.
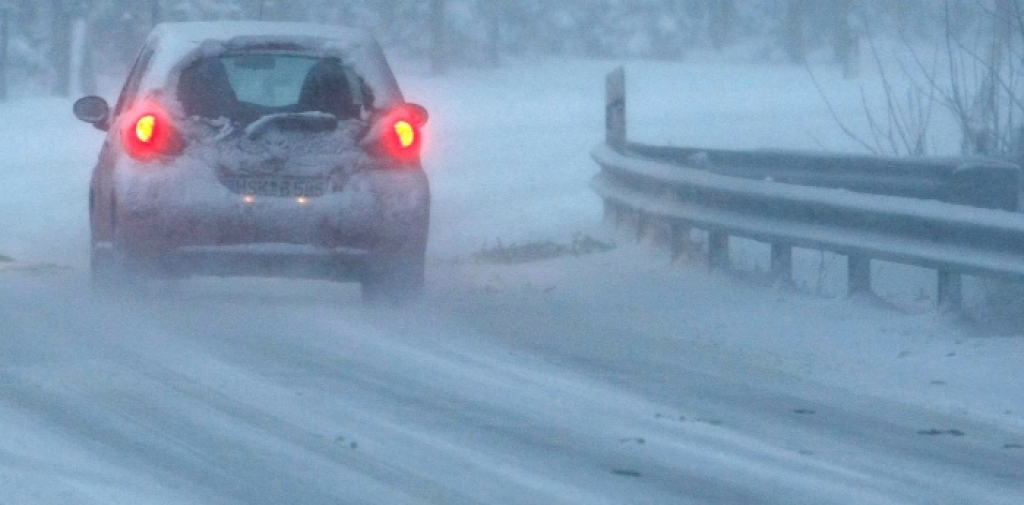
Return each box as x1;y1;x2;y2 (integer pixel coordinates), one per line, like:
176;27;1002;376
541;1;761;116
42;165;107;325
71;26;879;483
382;118;420;161
121;101;182;161
364;104;428;163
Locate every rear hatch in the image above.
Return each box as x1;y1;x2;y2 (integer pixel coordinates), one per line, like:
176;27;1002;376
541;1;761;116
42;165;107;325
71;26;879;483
174;52;374;197
210;113;366;198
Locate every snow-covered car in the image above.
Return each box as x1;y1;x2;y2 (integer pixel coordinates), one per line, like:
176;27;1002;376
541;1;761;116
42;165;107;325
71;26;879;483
73;22;430;301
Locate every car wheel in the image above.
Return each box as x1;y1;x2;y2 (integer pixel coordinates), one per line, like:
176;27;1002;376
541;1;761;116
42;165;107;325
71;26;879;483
360;252;425;305
90;242;128;293
90;239;148;293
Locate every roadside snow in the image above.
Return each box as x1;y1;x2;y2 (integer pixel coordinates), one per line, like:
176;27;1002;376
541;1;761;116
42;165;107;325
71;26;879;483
396;54;1024;429
0;53;1021;503
433;241;1024;432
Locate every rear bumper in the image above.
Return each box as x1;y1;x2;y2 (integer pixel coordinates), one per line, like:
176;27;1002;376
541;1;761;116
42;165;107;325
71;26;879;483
112;169;429;261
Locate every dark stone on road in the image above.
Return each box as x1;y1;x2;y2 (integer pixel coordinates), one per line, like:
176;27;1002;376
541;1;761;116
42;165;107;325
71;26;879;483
917;428;965;436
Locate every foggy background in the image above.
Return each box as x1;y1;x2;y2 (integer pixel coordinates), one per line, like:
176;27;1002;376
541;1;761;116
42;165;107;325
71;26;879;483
3;0;1017;161
0;2;1003;91
1;2;1023;503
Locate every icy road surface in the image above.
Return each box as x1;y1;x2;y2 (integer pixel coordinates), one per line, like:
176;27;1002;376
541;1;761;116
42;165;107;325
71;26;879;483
1;270;1022;504
2;58;1023;503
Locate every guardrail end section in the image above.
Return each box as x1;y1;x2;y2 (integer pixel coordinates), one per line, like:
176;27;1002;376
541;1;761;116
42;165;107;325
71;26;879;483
606;66;626;149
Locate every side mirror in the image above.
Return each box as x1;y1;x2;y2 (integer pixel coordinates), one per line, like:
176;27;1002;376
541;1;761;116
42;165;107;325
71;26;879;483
73;96;110;131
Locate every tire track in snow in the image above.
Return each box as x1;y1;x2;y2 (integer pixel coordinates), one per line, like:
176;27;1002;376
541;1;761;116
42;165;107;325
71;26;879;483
97;294;995;505
2;273;1023;504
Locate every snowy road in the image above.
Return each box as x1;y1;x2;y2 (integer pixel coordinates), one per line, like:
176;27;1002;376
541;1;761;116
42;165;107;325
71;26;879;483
2;60;1023;503
1;269;1021;504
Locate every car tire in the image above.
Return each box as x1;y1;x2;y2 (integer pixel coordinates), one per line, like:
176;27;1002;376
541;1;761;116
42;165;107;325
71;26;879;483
360;252;425;305
90;237;147;294
90;242;129;293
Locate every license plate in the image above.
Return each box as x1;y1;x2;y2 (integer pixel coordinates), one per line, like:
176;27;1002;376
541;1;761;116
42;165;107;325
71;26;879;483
222;176;327;197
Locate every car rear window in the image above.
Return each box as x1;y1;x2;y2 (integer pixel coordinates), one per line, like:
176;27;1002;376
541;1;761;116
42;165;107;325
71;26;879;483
177;54;366;123
223;54;317;107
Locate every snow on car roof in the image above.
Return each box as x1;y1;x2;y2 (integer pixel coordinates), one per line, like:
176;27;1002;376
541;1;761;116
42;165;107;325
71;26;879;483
149;21;375;46
137;21;404;110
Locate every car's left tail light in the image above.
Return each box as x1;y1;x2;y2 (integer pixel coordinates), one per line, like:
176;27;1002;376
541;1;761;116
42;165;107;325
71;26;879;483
121;102;183;161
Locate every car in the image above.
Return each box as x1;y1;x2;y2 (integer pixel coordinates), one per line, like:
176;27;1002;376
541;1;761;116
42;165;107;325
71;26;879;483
73;21;430;302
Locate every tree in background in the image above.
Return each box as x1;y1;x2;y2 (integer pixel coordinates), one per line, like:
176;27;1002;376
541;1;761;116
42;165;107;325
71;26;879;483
50;0;70;96
816;0;1024;159
0;0;993;105
429;0;446;75
963;0;1017;155
781;0;806;63
833;0;858;78
708;0;735;51
484;0;503;67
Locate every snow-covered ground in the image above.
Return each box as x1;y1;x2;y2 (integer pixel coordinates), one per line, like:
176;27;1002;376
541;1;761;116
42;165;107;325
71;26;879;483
1;53;1022;503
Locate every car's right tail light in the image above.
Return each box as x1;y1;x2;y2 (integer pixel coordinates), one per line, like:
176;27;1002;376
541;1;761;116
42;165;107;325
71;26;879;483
121;101;183;161
362;104;429;164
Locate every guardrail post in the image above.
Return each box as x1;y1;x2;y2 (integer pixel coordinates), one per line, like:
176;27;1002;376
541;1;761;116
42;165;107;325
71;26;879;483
670;224;692;262
639;216;671;246
770;243;792;282
708;231;729;269
606;67;626;149
619;207;640;239
848;255;871;295
636;211;649;242
603;201;620;227
937;270;962;312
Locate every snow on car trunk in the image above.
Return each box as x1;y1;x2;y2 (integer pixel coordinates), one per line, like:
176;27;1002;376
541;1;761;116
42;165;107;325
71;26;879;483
194;113;371;194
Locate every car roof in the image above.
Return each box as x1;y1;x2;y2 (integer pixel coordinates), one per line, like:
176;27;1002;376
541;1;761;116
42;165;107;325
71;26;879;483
136;21;404;111
149;21;376;47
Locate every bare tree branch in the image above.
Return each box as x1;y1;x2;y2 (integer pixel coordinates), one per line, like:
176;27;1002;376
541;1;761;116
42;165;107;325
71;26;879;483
806;66;878;153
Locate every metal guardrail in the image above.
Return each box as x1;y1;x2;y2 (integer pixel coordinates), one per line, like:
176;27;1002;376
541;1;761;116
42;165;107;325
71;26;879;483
627;143;1021;211
592;68;1024;310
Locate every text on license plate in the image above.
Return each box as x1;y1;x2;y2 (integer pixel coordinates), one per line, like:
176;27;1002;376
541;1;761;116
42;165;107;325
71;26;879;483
223;176;327;197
